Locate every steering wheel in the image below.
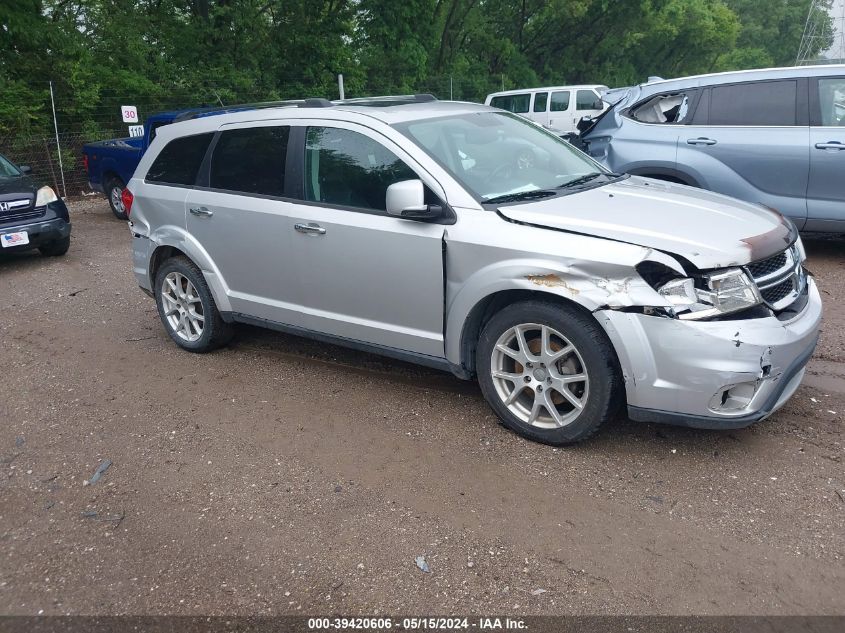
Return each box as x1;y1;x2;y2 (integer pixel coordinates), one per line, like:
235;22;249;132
485;162;513;184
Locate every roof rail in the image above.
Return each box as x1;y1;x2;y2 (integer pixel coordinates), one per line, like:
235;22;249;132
172;100;304;122
334;94;439;107
299;98;334;108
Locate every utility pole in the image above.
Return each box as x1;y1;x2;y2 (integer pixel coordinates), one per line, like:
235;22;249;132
797;0;843;65
48;81;67;198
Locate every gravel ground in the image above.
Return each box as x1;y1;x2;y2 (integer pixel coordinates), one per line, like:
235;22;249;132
0;199;843;616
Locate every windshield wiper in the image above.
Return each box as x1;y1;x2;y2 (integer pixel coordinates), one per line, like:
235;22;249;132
557;172;606;189
483;189;557;204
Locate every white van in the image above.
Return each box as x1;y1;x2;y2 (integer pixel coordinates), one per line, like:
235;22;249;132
484;85;609;134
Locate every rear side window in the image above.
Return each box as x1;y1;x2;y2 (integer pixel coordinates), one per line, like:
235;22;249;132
631;92;691;124
576;90;601;111
304;127;416;212
210;126;289;196
533;92;549;112
146;133;213;185
550;91;571;112
709;80;798;126
818;78;845;126
490;94;530;114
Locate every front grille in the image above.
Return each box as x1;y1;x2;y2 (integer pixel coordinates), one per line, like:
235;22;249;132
761;277;794;305
747;252;787;278
745;244;804;311
0;197;39;226
0;207;45;226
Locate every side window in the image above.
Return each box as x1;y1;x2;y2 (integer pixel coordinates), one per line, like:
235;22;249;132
490;94;530;114
533;92;549;112
576;89;602;111
818;78;845;126
709;80;797;126
304;127;417;212
146;133;213;185
210;126;289;196
550;91;571;112
631;92;691;124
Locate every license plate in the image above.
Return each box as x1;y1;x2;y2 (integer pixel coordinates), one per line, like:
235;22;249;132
1;231;29;248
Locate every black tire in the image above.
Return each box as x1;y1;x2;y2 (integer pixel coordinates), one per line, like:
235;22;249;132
38;236;70;257
154;256;233;353
476;300;623;445
105;177;128;220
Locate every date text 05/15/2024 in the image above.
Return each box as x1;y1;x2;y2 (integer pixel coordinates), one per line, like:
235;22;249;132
307;617;528;630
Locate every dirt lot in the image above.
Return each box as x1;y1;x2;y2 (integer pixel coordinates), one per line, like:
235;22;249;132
1;199;844;616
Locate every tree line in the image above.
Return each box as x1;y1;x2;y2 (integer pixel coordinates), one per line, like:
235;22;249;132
0;0;835;138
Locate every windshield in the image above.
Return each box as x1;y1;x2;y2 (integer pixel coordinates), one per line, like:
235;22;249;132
0;154;21;178
395;112;609;202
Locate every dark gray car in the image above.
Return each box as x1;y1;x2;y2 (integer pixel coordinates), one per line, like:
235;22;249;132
581;65;845;233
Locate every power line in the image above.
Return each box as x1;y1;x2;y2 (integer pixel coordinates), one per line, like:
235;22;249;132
798;0;845;65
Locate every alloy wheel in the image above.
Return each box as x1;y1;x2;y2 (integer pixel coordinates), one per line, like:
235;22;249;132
161;272;204;342
490;323;589;429
110;186;125;215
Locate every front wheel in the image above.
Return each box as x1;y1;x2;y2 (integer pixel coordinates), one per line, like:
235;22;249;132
38;236;70;257
476;300;622;445
105;177;127;220
154;256;233;352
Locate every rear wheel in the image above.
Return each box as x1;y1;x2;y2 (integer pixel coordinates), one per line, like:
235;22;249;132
38;236;70;257
105;177;127;220
476;300;622;445
154;257;233;352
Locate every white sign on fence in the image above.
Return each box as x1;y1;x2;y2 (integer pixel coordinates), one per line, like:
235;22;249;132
128;125;144;138
121;105;139;123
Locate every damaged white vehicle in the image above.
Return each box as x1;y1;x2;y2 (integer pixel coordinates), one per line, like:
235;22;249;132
126;97;822;445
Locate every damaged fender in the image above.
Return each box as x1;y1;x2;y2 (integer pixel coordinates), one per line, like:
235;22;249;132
443;232;681;366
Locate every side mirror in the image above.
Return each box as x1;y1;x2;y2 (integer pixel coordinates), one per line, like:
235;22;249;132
386;179;442;221
18;165;32;175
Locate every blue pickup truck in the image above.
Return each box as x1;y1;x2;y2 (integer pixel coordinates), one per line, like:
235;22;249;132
84;104;274;219
83;111;186;219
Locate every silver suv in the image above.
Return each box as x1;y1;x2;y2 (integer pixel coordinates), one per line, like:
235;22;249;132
580;65;845;233
125;96;821;445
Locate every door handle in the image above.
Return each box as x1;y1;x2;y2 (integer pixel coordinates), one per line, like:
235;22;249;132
189;206;213;217
687;137;717;146
294;222;326;235
814;141;845;150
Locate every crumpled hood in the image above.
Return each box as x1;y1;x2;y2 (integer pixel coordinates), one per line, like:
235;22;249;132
497;176;795;269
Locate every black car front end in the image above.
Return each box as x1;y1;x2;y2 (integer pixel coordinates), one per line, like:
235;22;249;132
0;193;71;253
0;156;71;254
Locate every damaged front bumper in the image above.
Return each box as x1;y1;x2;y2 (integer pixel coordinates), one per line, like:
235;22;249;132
596;278;822;429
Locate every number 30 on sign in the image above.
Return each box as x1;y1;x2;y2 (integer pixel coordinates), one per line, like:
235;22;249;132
121;105;139;123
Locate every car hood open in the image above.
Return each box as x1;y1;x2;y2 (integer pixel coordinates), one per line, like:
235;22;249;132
496;177;795;269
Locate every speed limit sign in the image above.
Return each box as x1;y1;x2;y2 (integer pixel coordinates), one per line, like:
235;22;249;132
121;106;139;123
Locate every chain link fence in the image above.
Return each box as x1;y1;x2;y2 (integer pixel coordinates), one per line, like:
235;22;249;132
1;77;507;200
0;132;100;197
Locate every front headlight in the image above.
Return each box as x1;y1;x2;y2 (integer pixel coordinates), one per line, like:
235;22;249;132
35;186;58;207
794;234;806;263
657;268;761;320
